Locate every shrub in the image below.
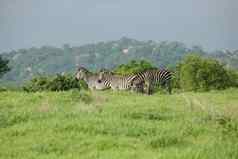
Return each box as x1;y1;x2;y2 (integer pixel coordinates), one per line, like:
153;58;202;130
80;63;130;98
0;86;7;92
23;74;81;92
176;54;237;91
0;55;10;78
113;60;154;75
227;69;238;88
48;74;80;91
23;76;49;92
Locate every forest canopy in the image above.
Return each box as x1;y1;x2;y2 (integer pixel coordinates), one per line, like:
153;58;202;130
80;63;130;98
1;37;237;84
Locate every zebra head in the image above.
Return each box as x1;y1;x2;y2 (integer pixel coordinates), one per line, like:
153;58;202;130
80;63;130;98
98;69;114;81
75;67;90;81
130;76;145;93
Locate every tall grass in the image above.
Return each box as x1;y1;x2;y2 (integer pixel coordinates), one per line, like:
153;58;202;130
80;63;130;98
0;89;238;159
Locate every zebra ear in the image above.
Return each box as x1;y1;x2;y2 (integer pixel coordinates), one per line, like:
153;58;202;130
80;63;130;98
99;72;104;79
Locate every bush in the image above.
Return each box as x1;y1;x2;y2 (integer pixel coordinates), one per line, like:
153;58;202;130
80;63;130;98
113;60;154;75
0;86;7;92
176;54;237;91
0;55;10;78
227;69;238;88
23;74;81;92
48;74;80;91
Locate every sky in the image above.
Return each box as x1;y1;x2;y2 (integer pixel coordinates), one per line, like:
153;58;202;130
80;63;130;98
0;0;237;53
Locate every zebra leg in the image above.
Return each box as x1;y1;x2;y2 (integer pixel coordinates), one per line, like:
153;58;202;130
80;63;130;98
148;84;153;95
130;81;143;93
167;81;172;94
137;83;145;93
164;80;172;94
144;81;152;95
148;81;155;95
144;82;149;94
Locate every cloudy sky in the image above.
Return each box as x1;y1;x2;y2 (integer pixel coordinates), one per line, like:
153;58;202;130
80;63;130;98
0;0;237;52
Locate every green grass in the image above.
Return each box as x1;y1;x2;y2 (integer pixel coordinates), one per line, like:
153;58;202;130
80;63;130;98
0;89;238;159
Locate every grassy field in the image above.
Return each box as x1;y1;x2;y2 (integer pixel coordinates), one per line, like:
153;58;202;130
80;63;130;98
0;89;238;159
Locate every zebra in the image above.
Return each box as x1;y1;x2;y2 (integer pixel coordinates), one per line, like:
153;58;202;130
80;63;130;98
75;67;110;90
98;71;144;92
131;69;173;94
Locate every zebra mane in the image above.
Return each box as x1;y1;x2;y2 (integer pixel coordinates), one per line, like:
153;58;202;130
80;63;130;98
98;69;114;76
77;66;90;73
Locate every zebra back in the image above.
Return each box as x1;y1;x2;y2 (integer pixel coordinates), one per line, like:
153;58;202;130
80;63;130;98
98;71;138;90
131;69;173;94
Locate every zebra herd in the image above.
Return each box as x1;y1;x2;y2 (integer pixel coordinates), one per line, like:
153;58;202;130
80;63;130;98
75;67;172;94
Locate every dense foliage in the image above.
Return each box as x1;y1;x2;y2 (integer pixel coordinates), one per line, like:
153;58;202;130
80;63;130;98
227;69;238;88
23;74;80;92
1;37;207;83
113;60;154;75
17;57;238;93
0;55;10;78
1;37;237;89
176;54;238;91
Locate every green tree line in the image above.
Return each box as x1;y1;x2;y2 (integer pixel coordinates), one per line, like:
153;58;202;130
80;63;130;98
20;56;238;93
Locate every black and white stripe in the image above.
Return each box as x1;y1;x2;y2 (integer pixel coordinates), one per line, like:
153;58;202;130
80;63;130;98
75;67;110;90
98;71;142;91
131;69;173;94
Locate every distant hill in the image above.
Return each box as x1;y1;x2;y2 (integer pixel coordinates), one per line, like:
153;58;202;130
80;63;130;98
209;49;238;69
1;37;237;84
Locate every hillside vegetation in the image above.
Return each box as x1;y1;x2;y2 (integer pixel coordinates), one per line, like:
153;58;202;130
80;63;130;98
1;37;237;84
19;56;238;94
1;89;238;159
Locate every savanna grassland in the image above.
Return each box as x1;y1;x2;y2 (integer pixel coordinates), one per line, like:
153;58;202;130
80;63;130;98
0;89;238;159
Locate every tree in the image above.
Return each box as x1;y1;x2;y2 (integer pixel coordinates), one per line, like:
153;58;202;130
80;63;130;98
113;60;154;75
177;54;232;91
0;56;10;78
